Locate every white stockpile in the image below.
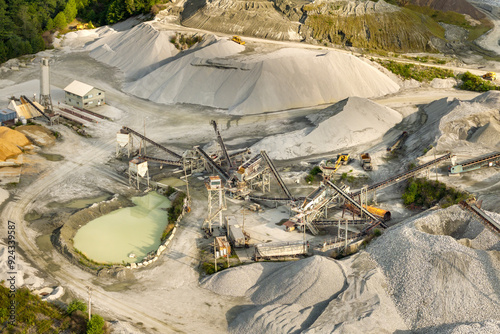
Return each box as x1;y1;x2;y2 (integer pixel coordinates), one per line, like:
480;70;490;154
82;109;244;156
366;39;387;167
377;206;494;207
367;205;500;331
86;22;179;80
83;21;400;114
252;96;403;160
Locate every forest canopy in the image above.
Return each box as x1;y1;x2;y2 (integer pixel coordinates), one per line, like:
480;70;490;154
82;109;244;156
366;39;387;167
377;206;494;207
0;0;164;63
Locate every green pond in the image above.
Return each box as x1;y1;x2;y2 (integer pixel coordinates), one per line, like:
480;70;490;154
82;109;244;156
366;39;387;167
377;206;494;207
73;192;171;264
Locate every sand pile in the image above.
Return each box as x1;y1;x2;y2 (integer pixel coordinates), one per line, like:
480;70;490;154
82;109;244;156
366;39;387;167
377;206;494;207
0;126;30;161
251;96;403;160
124;45;399;114
86;22;179;79
433;91;500;150
367;205;500;330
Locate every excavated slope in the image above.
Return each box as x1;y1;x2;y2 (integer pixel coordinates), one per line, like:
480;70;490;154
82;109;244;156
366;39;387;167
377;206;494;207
410;0;486;20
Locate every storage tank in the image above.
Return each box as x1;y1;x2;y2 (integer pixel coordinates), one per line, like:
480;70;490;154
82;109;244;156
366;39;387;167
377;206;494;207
40;58;50;97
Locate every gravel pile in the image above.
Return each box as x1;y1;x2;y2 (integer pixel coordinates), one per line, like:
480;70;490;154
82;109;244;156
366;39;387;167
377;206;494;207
418;320;500;334
367;205;500;330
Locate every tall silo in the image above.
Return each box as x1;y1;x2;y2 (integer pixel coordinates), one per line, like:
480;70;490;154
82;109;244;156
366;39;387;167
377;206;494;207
39;58;53;112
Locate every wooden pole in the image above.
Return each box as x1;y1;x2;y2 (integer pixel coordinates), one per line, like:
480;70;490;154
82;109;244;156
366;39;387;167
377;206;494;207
214;238;217;273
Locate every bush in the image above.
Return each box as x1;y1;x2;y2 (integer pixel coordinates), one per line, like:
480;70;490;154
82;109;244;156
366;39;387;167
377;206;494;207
459;71;499;92
376;60;455;82
86;314;105;334
309;166;322;176
67;300;87;315
402;178;469;208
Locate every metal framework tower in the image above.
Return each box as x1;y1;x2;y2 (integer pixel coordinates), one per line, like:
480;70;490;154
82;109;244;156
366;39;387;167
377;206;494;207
129;157;149;190
116;131;133;158
39;58;53;113
204;176;226;232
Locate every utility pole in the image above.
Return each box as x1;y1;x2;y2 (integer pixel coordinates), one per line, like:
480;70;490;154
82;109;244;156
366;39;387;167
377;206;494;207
214;238;217;273
86;286;92;321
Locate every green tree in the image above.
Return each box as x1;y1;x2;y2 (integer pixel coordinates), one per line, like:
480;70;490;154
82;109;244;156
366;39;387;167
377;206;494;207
86;314;105;334
64;0;78;23
67;299;87;315
53;12;67;29
106;0;126;24
46;18;55;31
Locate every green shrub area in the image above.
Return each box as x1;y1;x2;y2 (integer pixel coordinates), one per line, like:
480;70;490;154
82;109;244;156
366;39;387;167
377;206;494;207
458;71;500;92
376;60;455;82
402;178;470;208
0;285;89;333
305;166;322;183
161;188;187;242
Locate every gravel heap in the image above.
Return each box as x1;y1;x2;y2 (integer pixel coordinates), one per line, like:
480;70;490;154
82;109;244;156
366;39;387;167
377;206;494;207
367;205;500;330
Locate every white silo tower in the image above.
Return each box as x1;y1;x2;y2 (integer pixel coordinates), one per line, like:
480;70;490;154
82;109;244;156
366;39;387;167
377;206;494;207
39;58;53;112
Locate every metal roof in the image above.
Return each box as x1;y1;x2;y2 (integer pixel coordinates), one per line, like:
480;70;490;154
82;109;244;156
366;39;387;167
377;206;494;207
64;80;94;97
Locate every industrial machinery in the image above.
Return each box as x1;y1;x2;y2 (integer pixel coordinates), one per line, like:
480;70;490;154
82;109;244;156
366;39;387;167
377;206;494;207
482;72;496;81
449;152;500;174
231;36;245;45
319;153;350;177
344;203;391;221
360;153;373;171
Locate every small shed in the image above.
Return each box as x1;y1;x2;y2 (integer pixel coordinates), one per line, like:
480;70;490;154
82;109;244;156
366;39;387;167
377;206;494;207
0;108;17;123
283;220;296;232
215;236;231;258
64;80;105;108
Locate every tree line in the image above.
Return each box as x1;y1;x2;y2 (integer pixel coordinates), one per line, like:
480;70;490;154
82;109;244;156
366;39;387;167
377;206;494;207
0;0;162;63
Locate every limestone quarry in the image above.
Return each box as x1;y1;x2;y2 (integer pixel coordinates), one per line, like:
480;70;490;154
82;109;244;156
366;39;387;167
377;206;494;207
0;2;500;334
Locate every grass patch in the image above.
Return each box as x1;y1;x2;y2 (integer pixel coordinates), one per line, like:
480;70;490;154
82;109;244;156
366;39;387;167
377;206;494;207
305;166;322;183
402;177;470;209
376;59;455;82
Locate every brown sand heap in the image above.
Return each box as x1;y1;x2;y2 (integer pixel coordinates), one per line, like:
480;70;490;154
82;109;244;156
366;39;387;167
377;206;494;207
0;126;30;161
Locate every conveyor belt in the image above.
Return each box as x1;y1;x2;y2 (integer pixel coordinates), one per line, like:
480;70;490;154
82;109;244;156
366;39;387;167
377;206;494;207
261;150;293;200
313;219;372;226
241;153;262;169
139;155;183;166
122;126;181;159
326;180;386;228
20;95;50;121
74;106;110;120
351;153;451;197
459;201;500;237
194;146;230;182
449;152;500;174
211;120;233;169
60;108;96;123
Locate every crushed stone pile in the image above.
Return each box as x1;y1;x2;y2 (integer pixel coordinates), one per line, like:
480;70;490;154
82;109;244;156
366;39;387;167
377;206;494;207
252;96;403;160
0;126;30;161
367;205;500;330
420;320;500;334
123;40;399;114
86;22;179;79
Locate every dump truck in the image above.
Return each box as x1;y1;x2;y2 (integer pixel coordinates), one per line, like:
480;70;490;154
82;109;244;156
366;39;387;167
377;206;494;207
231;36;245;45
482;72;496;81
360;153;373;171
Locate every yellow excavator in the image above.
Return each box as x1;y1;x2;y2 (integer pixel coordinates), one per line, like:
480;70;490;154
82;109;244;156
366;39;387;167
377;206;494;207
319;153;350;178
231;36;246;45
482;72;496;81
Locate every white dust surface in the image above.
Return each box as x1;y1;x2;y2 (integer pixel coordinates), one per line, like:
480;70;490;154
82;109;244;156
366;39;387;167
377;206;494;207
252;96;403;160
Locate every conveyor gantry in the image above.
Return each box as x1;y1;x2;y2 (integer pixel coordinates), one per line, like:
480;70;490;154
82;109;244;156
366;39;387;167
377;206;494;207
260;150;293;200
351;153;452;197
449;152;500;174
210;120;233;169
20;95;50;121
121;126;182;160
459;201;500;237
313;219;371;227
139;155;183;166
326;180;387;230
195;146;230;182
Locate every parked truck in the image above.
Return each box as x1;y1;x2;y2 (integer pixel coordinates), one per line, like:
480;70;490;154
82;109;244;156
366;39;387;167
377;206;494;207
360;153;373;171
226;215;246;248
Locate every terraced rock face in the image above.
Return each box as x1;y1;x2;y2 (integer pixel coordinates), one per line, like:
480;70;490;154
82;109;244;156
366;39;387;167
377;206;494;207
181;0;445;51
300;0;442;52
181;0;302;40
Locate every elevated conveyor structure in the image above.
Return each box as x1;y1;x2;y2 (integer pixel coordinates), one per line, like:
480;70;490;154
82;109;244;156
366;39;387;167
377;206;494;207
20;95;50;121
139;155;183;166
261;150;293;200
326;180;387;229
195;146;230;182
459;201;500;237
211;120;233;169
449;152;500;174
351;153;452;197
312;219;371;227
121;126;182;159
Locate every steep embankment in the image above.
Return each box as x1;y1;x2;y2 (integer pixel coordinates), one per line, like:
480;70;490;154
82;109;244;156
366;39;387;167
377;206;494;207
123;42;399;114
409;0;486;20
